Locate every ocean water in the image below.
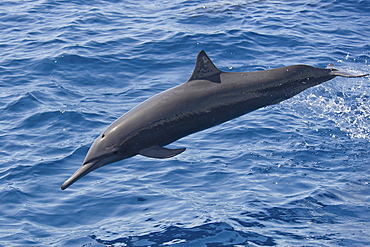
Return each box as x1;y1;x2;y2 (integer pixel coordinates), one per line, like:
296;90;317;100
1;0;370;246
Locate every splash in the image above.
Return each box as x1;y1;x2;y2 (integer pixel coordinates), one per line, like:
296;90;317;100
288;69;370;140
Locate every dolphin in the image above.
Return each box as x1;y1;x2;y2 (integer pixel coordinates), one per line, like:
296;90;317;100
61;50;368;190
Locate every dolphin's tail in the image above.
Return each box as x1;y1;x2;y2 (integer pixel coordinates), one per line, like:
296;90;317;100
331;70;369;78
327;64;369;78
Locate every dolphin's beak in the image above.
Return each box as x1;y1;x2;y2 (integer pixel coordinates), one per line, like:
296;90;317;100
61;162;98;190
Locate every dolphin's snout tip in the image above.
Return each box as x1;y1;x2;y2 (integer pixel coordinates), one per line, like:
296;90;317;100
60;174;78;190
60;162;98;190
60;182;69;190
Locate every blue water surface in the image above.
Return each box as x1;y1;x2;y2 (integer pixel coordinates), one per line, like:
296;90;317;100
1;0;370;246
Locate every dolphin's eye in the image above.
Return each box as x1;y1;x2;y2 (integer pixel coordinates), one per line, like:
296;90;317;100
101;134;105;138
113;151;118;154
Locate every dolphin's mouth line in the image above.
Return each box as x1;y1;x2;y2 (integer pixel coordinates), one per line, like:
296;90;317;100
61;161;102;190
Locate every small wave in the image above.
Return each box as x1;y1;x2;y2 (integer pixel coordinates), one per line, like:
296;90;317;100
92;222;275;246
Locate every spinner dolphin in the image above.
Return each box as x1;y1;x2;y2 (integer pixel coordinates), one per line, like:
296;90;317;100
61;50;368;190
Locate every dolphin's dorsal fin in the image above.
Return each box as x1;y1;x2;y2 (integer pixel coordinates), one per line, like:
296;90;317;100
139;146;186;159
187;50;221;82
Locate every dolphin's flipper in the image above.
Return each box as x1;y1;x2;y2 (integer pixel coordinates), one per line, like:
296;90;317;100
139;146;186;159
187;50;221;82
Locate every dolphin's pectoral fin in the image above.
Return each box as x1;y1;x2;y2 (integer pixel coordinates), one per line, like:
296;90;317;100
139;146;186;159
187;50;222;83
